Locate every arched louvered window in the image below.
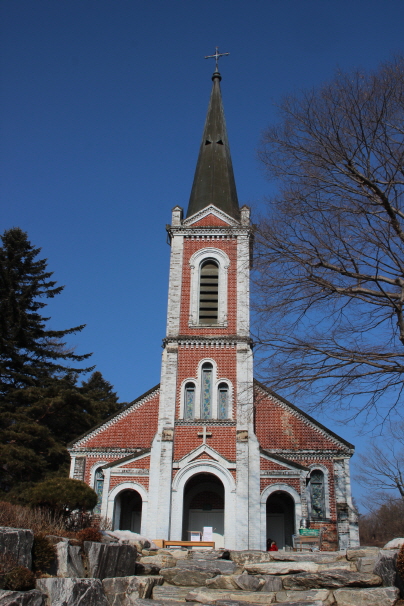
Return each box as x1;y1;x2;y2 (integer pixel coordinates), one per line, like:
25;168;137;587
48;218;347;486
310;470;326;518
218;383;229;419
199;260;218;324
201;363;213;419
93;468;104;514
184;382;196;419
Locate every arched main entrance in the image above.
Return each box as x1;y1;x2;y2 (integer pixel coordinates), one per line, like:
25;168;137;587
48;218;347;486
182;473;225;548
114;489;142;532
266;491;295;549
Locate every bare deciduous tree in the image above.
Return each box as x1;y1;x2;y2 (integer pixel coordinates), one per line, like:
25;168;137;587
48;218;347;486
254;56;404;421
355;423;404;508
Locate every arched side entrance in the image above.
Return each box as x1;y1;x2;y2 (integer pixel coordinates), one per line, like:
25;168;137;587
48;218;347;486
107;482;148;535
260;484;302;551
171;462;237;549
114;489;142;532
182;473;225;548
266;491;295;549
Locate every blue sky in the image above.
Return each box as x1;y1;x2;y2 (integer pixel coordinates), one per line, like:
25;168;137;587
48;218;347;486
2;0;404;505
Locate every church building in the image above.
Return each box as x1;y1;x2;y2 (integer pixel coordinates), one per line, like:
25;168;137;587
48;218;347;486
68;62;359;551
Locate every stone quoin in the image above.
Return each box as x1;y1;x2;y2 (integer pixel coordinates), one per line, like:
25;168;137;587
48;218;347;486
68;63;359;551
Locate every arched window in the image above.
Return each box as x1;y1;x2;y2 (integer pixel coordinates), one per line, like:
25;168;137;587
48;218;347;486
310;470;326;518
199;260;218;324
184;382;196;419
201;363;213;419
93;468;104;514
218;383;229;419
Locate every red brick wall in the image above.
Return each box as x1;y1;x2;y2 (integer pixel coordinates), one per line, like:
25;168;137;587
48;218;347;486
120;457;151;469
173;426;236;461
260;477;301;493
190;214;231;227
179;237;238;335
80;393;159;449
260;458;292;471
176;346;237;418
255;389;342;451
109;476;149;490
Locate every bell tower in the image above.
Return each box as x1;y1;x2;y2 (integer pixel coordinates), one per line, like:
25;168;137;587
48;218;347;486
147;60;260;549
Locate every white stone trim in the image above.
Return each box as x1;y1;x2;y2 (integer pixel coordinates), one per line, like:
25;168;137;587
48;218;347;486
236;234;250;337
170;461;237;549
166;233;184;337
107;481;149;536
188;248;230;327
306;463;331;519
260;483;302;551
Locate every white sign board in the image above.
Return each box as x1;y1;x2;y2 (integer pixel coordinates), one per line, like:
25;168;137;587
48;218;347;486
202;526;213;541
190;531;201;542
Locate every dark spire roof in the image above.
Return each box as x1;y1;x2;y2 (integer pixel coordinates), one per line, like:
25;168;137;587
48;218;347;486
186;71;240;220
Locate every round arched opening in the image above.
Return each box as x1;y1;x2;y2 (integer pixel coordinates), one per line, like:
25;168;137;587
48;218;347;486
266;490;295;549
182;473;225;547
113;489;142;532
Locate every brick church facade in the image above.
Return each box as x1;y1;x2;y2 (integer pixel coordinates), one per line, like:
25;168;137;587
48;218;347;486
69;66;359;551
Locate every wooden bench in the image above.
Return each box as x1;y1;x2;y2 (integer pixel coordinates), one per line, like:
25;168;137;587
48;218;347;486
292;533;322;551
162;540;215;549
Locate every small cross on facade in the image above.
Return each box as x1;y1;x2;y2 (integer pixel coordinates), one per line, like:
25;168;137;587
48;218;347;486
205;46;230;72
197;426;213;443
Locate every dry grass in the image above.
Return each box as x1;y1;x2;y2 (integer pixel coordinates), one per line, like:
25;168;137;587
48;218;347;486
0;501;66;536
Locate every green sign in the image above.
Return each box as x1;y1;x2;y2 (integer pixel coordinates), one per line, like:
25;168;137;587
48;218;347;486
299;529;320;536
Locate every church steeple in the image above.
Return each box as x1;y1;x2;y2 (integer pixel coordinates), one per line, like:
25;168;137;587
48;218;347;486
186;69;240;220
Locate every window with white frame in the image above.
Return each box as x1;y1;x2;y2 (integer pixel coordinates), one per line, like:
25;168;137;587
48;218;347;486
93;467;104;514
188;248;230;327
200;362;213;418
217;383;229;419
310;469;326;518
181;361;232;420
199;261;219;324
184;382;196;419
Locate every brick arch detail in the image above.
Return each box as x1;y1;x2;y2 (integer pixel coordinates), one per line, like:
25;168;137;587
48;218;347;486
260;483;302;551
170;461;236;548
106;481;149;536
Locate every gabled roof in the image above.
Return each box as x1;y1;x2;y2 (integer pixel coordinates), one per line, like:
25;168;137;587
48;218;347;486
254;379;354;451
67;383;160;448
260;448;309;470
102;448;151;469
186;71;239;221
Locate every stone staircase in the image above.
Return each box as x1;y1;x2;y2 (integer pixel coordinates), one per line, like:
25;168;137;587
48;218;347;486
134;546;403;606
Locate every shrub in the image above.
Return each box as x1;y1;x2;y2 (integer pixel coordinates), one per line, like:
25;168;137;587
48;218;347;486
76;526;102;544
26;478;98;513
4;567;36;591
397;544;404;582
32;534;56;573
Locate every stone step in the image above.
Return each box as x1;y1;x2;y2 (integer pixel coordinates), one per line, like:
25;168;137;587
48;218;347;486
333;586;400;605
244;561;356;575
282;570;383;591
153;585;202;601
185;587;277;604
176;560;237;574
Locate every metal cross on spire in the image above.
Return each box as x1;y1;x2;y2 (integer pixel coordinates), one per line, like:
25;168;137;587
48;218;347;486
205;46;230;72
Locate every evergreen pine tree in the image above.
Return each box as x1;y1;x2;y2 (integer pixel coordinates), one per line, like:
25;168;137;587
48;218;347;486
80;371;122;420
0;227;93;394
